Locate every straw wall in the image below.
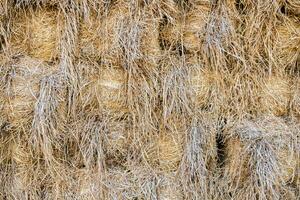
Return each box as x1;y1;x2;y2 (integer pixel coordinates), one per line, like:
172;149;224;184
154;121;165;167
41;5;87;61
0;0;299;199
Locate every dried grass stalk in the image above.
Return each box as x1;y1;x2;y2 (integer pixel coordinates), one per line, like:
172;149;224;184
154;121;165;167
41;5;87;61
286;0;300;15
189;57;226;110
10;7;61;61
74;167;105;199
223;137;249;190
31;72;66;165
80;1;161;66
13;0;58;7
105;166;156;199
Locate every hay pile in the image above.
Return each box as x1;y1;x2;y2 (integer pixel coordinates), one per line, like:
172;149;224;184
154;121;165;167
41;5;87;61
0;0;299;199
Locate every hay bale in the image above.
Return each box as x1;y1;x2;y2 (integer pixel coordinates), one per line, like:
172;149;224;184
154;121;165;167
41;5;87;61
4;56;57;130
260;75;292;116
273;19;300;68
11;140;33;192
189;57;225;109
79;62;127;114
160;17;183;50
223;137;249;186
229;116;297;184
145;124;184;172
105;119;129;165
183;4;210;53
10;7;61;62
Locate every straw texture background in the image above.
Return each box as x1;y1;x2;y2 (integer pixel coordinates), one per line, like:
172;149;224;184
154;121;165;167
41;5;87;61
0;0;299;199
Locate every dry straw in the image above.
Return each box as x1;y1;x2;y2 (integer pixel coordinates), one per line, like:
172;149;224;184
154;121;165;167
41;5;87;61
105;166;156;199
223;115;298;199
188;56;226;111
260;75;292;116
273;18;300;70
179;113;218;200
79;0;161;67
78;61;127;115
183;3;211;53
4;56;58;131
291;77;300;118
157;173;184;200
10;7;61;62
145;128;184;172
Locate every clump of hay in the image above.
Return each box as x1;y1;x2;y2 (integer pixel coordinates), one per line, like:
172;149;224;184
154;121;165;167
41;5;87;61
13;0;58;7
78;10;121;62
78;62;127;115
75;167;104;199
31;72;66;164
11;139;35;194
157;0;179;20
145;128;183;172
187;56;227;112
291;77;300;118
79;1;161;67
160;17;183;50
179;113;218;200
104;118;130;166
4;56;58;130
260;75;292;116
273;18;300;70
183;4;211;53
144;116;185;172
10;7;61;61
223;115;298;198
157;173;183;200
160;2;211;53
105;166;157;199
160;54;191;117
223;137;250;190
286;0;300;15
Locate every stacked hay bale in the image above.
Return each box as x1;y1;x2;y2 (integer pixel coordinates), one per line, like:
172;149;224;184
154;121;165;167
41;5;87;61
223;116;298;199
9;6;61;62
145;117;185;172
0;0;300;199
272;18;300;70
260;75;292;116
4;56;59;131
